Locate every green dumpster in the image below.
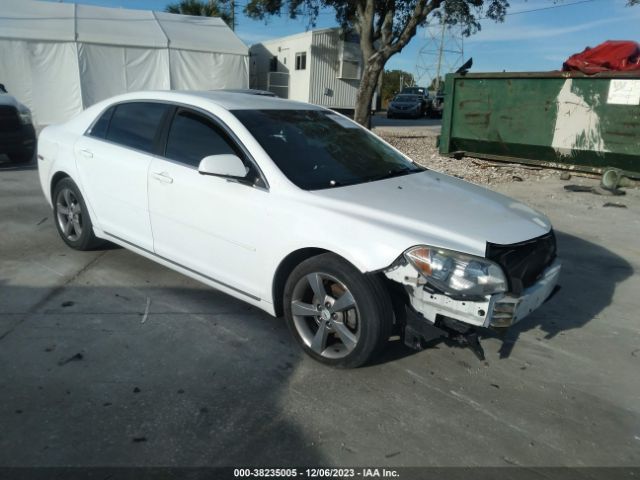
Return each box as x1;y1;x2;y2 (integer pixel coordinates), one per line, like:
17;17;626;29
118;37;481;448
439;71;640;176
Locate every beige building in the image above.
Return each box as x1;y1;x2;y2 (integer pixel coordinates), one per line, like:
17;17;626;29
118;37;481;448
249;28;371;111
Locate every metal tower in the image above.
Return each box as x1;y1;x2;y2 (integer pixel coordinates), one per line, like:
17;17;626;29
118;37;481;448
415;18;464;92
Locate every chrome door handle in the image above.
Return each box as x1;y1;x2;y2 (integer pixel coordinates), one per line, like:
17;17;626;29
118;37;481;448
79;149;93;158
151;171;174;184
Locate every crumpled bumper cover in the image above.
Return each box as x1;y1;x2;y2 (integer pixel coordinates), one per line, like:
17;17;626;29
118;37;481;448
489;260;561;327
385;260;561;329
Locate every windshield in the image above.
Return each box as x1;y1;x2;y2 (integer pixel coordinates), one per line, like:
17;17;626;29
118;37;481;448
232;109;424;190
393;95;420;102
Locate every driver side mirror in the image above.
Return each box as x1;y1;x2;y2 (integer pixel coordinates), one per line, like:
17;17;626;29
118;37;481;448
198;154;248;179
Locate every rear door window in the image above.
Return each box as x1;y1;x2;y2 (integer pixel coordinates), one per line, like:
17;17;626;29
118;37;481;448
164;109;238;168
106;102;168;153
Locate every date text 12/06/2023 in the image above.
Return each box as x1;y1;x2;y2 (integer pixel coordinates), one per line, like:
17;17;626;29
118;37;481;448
233;468;400;478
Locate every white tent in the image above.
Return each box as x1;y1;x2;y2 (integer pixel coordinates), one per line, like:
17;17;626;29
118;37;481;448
0;0;249;125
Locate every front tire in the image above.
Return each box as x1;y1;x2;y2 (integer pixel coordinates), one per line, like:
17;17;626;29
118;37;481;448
53;178;102;250
283;253;393;368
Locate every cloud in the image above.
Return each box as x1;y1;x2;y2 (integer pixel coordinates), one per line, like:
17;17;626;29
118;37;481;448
467;11;640;44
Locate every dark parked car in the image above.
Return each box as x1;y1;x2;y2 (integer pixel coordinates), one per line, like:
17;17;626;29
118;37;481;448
401;86;430;115
387;94;424;119
0;84;36;163
401;86;428;96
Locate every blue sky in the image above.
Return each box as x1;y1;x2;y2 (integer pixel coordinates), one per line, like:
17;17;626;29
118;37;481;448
45;0;640;83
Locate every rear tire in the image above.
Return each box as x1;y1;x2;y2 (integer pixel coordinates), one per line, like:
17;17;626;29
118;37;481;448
52;178;102;250
283;253;393;368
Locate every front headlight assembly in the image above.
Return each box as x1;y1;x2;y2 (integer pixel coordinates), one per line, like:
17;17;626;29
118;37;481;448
405;245;507;297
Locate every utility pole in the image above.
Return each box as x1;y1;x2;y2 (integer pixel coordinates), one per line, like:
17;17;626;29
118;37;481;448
434;16;446;92
230;0;236;31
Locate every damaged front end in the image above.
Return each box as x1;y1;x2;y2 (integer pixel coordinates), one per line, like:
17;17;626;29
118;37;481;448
384;232;561;360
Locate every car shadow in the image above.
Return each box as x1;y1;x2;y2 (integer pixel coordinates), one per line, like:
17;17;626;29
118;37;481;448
0;282;329;467
92;241;122;251
485;230;634;358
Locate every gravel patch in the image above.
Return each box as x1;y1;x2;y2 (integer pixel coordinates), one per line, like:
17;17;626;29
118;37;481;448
377;132;593;186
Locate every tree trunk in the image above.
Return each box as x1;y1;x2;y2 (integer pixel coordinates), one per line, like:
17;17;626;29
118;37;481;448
353;57;385;128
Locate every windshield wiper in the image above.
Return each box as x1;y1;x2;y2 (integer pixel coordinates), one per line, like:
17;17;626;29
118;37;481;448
367;166;422;182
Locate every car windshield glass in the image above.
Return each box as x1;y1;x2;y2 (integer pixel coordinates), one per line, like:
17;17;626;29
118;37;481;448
232;109;424;190
394;95;419;102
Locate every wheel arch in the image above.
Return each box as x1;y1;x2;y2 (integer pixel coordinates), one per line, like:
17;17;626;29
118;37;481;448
50;170;71;201
271;247;331;317
271;245;395;317
49;171;99;232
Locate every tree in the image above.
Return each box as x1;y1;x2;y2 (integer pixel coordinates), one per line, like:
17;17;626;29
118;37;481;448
381;69;415;106
244;0;510;126
166;0;233;28
245;0;640;126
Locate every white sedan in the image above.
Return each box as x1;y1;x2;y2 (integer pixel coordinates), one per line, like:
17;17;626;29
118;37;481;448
37;91;560;367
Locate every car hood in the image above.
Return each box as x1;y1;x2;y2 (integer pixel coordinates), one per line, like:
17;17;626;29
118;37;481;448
309;170;551;257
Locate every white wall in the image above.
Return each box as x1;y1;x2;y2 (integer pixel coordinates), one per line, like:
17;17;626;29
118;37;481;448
168;50;249;90
0;0;250;126
250;32;313;101
308;29;361;109
250;29;363;109
78;44;171;107
0;39;249;126
0;39;84;125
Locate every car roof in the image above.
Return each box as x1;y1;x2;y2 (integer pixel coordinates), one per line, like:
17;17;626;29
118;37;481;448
105;90;323;111
193;90;322;110
218;88;277;97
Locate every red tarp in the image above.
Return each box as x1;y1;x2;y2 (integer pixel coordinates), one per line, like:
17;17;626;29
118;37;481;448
563;40;640;74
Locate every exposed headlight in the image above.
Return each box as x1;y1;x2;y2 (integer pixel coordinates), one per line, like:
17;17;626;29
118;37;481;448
405;246;507;297
19;111;32;125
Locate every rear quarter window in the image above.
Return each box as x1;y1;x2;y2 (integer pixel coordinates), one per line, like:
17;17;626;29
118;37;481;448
88;106;115;139
105;102;168;153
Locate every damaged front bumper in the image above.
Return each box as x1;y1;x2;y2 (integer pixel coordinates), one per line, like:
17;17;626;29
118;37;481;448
385;259;561;335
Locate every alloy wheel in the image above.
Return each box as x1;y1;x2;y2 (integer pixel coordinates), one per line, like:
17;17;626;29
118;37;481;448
291;272;360;359
56;188;83;242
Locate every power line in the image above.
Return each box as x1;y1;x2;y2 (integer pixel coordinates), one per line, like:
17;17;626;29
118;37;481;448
238;0;606;20
224;0;611;32
500;0;602;18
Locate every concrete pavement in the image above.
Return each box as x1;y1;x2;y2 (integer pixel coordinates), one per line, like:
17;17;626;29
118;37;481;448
1;163;639;467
